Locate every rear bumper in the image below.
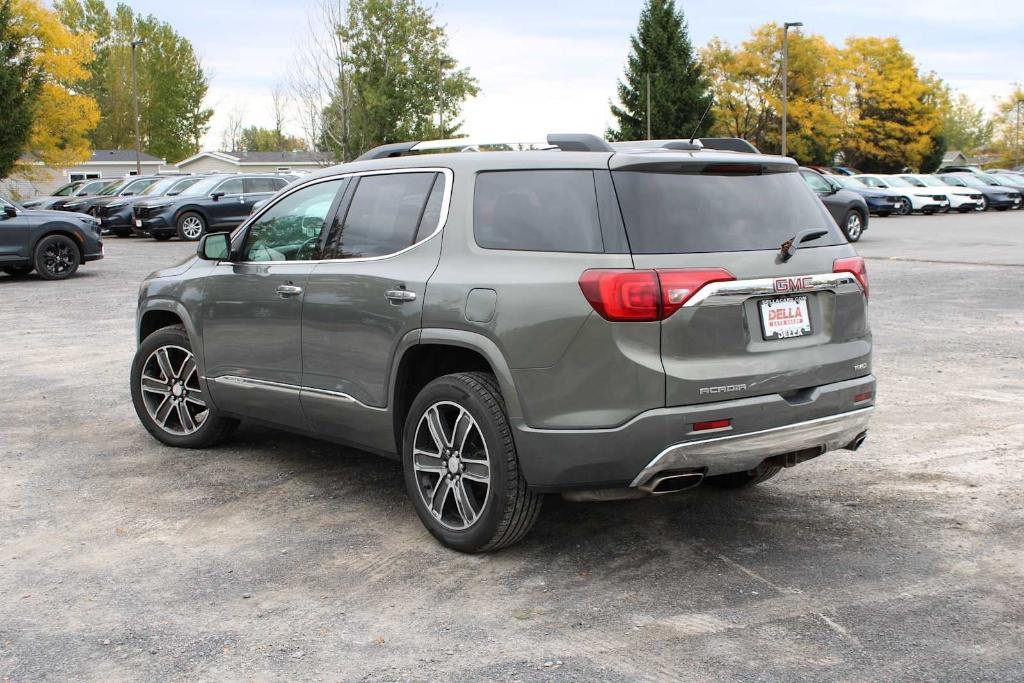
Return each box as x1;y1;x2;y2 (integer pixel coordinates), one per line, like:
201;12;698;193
513;375;876;491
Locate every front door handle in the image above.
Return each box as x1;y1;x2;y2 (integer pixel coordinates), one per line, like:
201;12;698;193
276;284;303;298
385;289;416;303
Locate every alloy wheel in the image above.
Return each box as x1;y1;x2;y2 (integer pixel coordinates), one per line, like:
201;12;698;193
412;401;491;531
898;198;912;216
139;345;207;435
43;241;76;277
180;216;204;239
846;212;863;240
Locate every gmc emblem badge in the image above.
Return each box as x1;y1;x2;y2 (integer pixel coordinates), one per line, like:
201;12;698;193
774;276;813;293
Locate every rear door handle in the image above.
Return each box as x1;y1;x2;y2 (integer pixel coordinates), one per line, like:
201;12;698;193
385;289;416;303
276;284;303;298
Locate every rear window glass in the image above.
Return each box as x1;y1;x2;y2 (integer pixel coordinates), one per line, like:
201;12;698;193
474;170;603;253
611;170;845;254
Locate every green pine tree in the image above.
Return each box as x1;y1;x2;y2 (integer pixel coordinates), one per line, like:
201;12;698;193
0;0;43;179
608;0;714;142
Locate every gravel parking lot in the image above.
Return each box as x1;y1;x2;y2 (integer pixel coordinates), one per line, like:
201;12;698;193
2;211;1023;681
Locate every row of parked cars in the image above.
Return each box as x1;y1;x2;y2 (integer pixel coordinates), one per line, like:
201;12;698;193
798;166;1024;242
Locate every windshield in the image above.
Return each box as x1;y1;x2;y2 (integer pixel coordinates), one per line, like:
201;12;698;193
883;176;912;188
612;169;845;254
53;183;80;196
179;176;224;197
141;177;184;196
830;176;860;190
856;176;887;188
918;176;947;187
956;175;987;189
98;180;127;196
974;174;1001;186
900;176;926;187
167;177;202;195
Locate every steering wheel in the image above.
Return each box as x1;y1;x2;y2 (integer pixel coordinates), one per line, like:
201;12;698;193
294;235;321;261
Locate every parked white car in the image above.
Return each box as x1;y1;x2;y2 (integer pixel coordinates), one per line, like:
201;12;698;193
852;175;950;215
897;174;983;213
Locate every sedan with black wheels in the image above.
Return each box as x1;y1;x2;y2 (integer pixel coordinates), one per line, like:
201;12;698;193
799;169;870;241
132;174;292;241
0;197;104;280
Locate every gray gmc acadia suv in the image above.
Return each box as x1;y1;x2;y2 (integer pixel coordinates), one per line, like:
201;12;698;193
130;134;875;552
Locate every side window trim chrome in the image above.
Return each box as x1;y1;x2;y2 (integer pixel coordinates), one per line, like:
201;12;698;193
224;167;454;266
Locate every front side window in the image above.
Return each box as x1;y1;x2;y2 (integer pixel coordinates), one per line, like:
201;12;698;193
325;172;440;259
215;178;244;196
473;170;603;253
241;179;345;262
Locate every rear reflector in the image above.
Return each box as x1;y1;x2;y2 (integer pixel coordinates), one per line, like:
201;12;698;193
833;256;869;298
693;419;732;432
853;391;873;403
579;268;735;322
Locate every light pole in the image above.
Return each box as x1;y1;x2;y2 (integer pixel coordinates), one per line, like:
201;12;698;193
130;39;145;176
1015;99;1024;169
781;21;803;158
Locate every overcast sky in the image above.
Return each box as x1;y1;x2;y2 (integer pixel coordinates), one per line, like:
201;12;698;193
113;0;1023;150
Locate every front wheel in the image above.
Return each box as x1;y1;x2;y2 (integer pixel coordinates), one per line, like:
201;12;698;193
841;210;864;242
976;197;989;212
403;372;542;553
176;212;206;241
897;197;912;216
130;324;238;448
33;234;80;280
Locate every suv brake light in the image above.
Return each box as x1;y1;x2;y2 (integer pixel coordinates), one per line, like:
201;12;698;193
579;268;735;322
833;257;869;298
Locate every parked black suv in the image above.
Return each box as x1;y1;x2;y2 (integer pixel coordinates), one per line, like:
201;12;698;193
59;176;162;216
0;196;104;279
131;135;874;552
94;175;204;237
22;178;116;211
133;174;293;240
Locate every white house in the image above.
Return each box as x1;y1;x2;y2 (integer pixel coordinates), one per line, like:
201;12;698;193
1;149;166;199
175;150;332;175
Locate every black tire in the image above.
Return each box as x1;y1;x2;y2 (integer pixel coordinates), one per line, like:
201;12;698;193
958;206;973;213
176;212;206;241
152;233;172;241
402;372;542;553
841;209;864;242
113;229;133;238
877;211;891;218
130;324;238;448
897;197;912;216
705;464;782;490
3;265;34;277
33;234;80;280
977;196;989;212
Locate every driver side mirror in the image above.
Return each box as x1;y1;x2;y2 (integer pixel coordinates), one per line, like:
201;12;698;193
3;205;17;218
210;191;225;202
197;232;232;261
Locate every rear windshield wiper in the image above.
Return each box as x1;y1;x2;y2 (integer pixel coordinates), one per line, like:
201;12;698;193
779;228;829;262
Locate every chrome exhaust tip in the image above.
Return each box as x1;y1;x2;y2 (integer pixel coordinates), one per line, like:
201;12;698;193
637;471;705;496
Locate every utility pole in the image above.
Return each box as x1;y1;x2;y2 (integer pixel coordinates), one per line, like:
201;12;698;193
781;22;802;158
646;72;652;140
130;39;145;175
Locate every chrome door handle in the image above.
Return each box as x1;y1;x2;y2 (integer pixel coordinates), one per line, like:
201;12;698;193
385;289;416;303
276;284;303;297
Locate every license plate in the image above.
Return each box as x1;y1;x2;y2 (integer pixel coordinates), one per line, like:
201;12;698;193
135;219;142;227
759;296;811;340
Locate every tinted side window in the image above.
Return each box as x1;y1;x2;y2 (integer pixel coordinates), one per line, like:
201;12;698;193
244;177;280;193
215;178;244;195
474;170;603;253
241;179;345;262
327;172;438;259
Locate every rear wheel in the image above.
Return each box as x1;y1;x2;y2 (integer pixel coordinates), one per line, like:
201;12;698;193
176;212;206;241
3;265;34;277
706;464;782;489
402;372;542;553
841;209;864;242
33;234;80;280
130;325;238;448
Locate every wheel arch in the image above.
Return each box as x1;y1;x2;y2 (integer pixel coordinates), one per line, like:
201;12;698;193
173;205;210;227
31;226;85;257
390;329;523;455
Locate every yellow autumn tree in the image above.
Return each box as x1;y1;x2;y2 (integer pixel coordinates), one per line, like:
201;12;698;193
991;84;1024;168
840;36;941;172
702;24;846;164
9;0;98;173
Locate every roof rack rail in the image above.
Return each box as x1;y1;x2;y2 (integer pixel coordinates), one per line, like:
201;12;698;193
698;138;761;154
545;133;615;153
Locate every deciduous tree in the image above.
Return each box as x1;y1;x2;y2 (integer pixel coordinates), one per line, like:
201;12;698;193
7;0;98;174
0;0;43;179
608;0;713;141
56;0;213;162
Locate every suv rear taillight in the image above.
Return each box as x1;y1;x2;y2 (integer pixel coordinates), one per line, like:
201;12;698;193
579;268;735;322
833;257;869;298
